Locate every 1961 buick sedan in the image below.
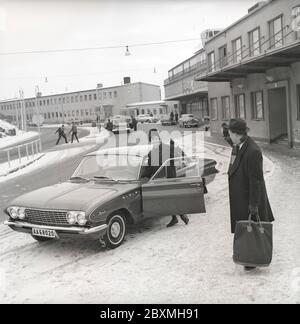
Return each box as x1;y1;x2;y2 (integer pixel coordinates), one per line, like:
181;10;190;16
4;145;219;249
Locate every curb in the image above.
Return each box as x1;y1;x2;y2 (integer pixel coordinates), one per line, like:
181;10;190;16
0;153;45;178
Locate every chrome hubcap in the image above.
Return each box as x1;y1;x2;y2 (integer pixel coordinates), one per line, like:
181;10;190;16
111;222;121;238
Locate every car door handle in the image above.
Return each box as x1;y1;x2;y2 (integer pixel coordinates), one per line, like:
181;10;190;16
190;183;202;187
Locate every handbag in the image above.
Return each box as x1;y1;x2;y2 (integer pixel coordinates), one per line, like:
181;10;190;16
233;213;273;268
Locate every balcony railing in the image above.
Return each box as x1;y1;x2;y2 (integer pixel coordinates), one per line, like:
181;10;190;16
205;24;296;75
165;62;207;85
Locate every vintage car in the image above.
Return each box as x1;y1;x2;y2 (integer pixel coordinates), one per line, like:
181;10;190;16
4;145;219;249
109;115;132;134
179;114;200;128
135;114;156;124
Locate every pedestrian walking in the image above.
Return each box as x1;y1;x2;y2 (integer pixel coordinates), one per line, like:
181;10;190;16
146;129;189;228
131;116;138;131
106;119;113;132
69;122;79;143
221;122;233;147
175;112;179;124
55;125;68;145
227;119;274;271
170;111;174;122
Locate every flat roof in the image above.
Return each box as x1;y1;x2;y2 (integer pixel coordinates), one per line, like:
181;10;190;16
0;82;161;103
205;0;272;45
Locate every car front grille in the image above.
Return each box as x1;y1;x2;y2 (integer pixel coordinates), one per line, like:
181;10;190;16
25;209;68;226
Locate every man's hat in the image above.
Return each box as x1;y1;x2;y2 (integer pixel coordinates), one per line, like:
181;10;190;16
228;119;250;134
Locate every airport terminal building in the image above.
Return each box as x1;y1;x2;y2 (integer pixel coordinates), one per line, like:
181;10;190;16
196;0;300;147
0;81;161;125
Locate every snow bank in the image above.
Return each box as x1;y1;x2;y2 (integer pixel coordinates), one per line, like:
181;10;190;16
0;119;16;131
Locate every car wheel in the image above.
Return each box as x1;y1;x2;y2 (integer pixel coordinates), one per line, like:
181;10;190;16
31;235;53;242
103;213;127;249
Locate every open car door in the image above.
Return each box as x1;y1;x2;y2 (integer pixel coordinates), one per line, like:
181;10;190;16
141;157;206;218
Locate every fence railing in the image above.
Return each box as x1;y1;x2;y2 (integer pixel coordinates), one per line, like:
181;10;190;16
2;138;42;171
206;24;296;74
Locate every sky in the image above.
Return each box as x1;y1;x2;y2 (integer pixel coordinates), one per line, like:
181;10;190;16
0;0;257;100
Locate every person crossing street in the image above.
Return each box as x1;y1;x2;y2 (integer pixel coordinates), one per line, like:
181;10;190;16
55;125;68;145
69;122;79;143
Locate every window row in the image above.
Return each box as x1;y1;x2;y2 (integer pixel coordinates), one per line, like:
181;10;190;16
43;109;96;120
168;52;207;79
0;91;118;111
207;14;286;72
210;91;264;121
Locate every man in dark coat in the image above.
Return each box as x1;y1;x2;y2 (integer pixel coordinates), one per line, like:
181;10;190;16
55;125;68;145
145;129;189;228
131;116;138;131
221;123;233;147
106;119;113;132
69;122;79;143
227;119;274;270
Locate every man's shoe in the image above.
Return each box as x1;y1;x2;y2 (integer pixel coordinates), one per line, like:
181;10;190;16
244;266;256;272
180;215;189;225
167;217;178;228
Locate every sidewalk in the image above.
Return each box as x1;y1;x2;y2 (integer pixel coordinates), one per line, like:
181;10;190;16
0;128;110;183
0;131;39;150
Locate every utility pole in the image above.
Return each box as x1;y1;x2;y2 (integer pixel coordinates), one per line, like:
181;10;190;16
19;88;26;131
35;86;42;151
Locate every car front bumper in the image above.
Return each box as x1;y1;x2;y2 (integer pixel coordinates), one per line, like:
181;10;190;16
4;220;108;240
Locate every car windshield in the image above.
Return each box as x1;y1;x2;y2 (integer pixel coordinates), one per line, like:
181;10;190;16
72;155;143;181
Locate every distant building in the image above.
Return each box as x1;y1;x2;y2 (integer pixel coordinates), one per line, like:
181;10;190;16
0;82;161;124
164;48;209;120
121;100;179;119
196;0;300;147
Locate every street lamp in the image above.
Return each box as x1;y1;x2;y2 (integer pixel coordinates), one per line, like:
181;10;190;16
19;88;26;132
35;86;42;151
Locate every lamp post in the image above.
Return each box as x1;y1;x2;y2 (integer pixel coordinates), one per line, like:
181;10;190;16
18;88;26;131
35;86;42;151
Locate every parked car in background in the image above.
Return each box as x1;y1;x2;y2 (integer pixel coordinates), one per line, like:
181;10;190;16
179;114;200;128
4;145;219;249
160;116;177;126
110;115;132;134
136;114;155;124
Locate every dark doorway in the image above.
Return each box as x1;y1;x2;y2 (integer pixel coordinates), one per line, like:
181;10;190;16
268;87;288;142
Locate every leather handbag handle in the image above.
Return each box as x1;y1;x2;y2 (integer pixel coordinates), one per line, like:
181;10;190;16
247;213;264;234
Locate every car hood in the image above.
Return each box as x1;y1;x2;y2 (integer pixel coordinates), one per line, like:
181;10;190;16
10;181;138;212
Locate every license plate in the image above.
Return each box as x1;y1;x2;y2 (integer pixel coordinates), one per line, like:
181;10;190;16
32;228;56;238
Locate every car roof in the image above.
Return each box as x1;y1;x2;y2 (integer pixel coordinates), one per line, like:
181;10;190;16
86;145;153;158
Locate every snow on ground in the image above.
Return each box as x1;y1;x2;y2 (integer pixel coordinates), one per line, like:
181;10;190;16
0;119;39;150
0;131;39;150
0;128;109;184
0;132;299;304
0;153;45;178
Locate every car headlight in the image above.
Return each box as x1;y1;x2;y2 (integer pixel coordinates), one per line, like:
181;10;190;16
77;212;87;226
66;211;87;226
7;206;19;219
18;207;26;220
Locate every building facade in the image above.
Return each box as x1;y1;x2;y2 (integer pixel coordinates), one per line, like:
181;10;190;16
164;49;209;120
121;100;179;119
196;0;300;147
0;82;161;125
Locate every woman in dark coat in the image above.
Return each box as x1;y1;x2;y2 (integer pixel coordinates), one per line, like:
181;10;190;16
227;119;274;235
